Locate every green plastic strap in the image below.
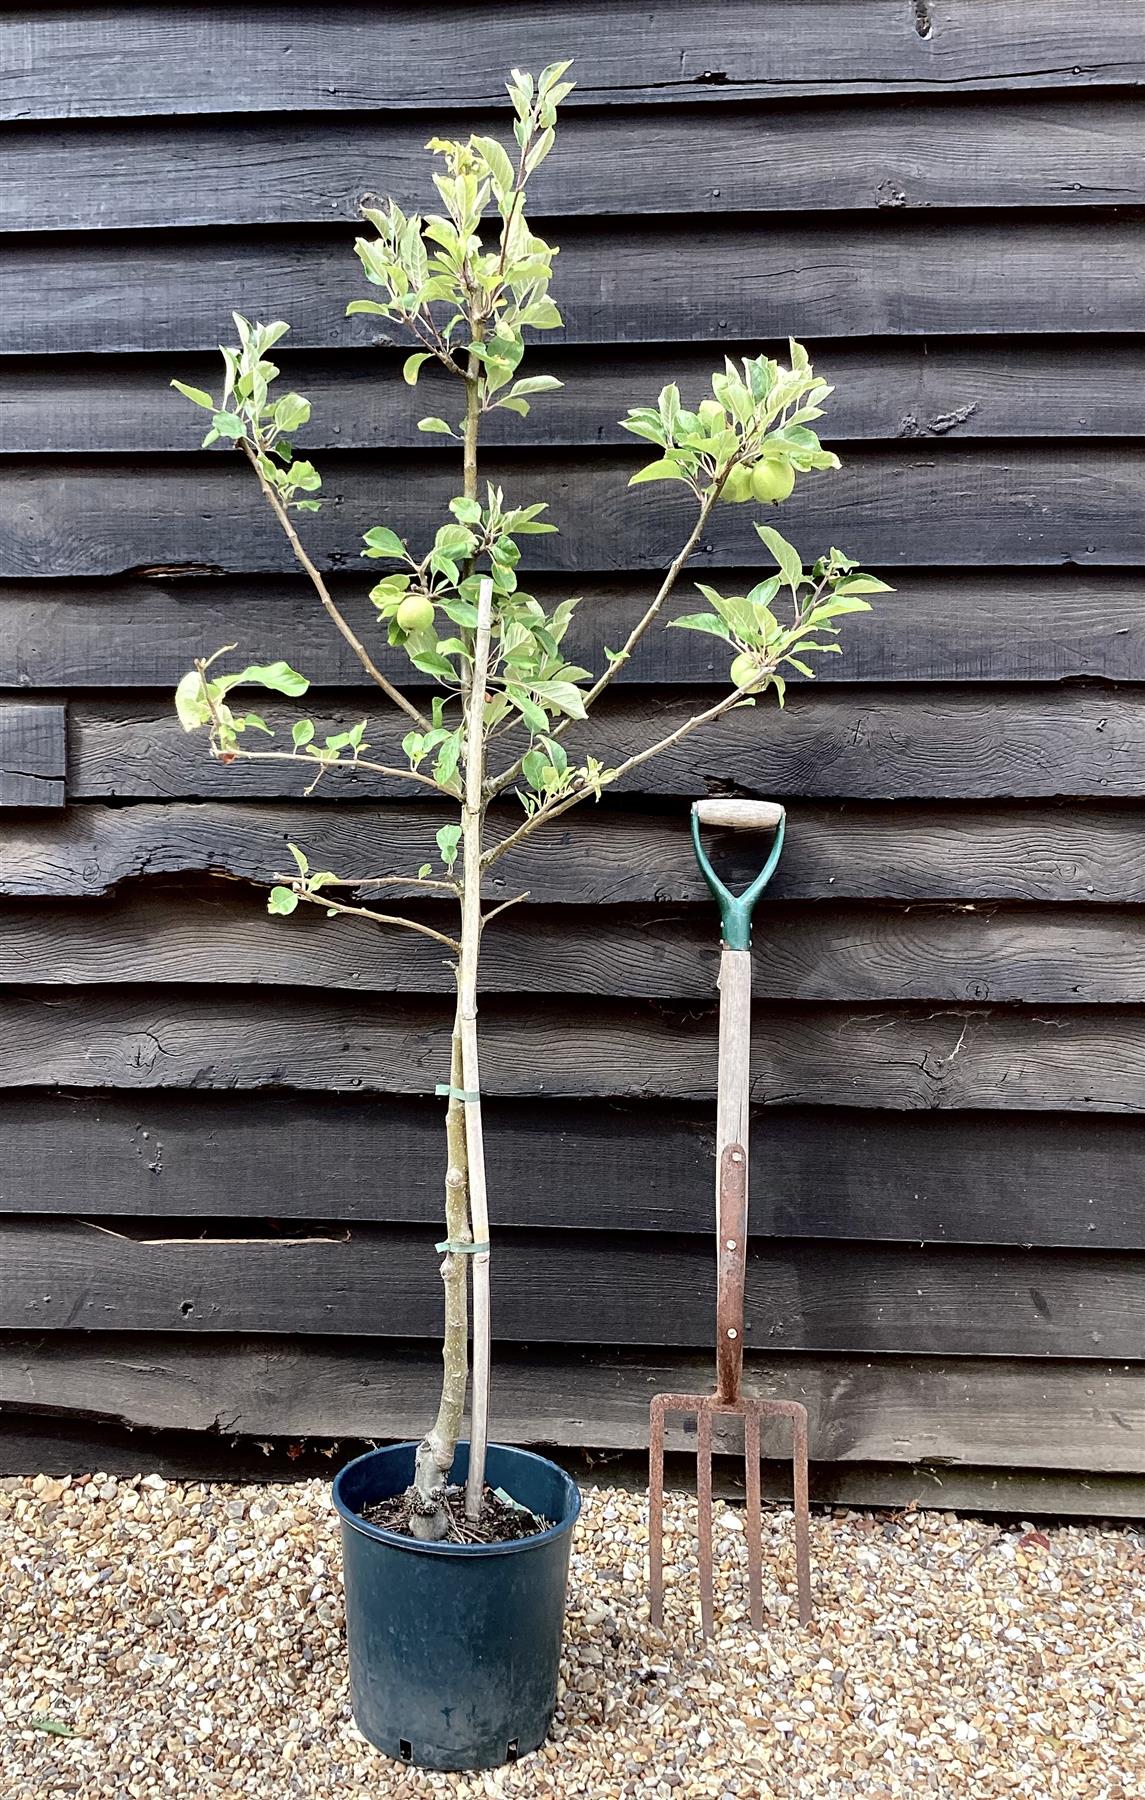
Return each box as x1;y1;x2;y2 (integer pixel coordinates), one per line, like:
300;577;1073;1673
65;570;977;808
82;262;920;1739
435;1238;491;1255
434;1083;481;1102
690;805;786;950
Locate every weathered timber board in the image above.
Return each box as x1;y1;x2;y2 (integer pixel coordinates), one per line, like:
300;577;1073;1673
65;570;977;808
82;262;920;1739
7;341;1141;455
65;688;1145;803
0;1414;1136;1514
2;1218;1138;1356
5;447;1140;579
7;95;1145;232
3;1090;1143;1250
2;217;1142;355
0;1335;1138;1471
9;887;1145;1008
8;800;1145;905
0;704;66;806
7;992;1145;1112
7;568;1145;686
3;4;1140;119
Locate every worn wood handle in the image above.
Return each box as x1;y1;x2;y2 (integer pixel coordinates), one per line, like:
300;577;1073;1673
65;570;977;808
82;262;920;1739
694;798;784;831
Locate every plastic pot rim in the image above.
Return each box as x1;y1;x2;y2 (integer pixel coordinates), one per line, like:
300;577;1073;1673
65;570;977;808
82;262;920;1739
332;1440;582;1560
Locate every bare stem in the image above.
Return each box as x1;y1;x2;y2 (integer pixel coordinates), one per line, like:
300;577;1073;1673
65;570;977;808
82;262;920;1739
241;440;431;732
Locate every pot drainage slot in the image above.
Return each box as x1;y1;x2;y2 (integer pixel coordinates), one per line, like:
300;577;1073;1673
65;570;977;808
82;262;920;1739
398;1739;413;1761
506;1739;519;1762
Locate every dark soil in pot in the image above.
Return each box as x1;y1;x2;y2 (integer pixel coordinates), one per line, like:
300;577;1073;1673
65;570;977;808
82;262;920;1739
359;1481;547;1544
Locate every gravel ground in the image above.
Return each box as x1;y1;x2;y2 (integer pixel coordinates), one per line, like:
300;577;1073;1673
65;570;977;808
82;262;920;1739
1;1471;1141;1798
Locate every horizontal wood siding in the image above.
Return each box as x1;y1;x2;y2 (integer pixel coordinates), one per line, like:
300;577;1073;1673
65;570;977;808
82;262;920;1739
1;2;1142;1501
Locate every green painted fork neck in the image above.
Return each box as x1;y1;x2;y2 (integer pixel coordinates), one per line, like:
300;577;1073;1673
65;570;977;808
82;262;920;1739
690;806;786;949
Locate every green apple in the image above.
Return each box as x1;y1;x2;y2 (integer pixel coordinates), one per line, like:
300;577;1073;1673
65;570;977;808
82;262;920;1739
395;595;436;633
750;457;796;504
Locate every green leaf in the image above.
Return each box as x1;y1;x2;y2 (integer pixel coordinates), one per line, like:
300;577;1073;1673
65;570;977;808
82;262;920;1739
403;352;433;386
507;686;549;733
834;575;894;596
755;524;803;590
629;459;689;487
292;718;315;747
29;1718;77;1739
273;392;311;433
225;660;310;699
418;417;456;436
346;298;392;316
362;526;406;559
449;496;483;525
668;612;733;640
417;864;432;879
268;886;300;916
174;670;210;732
472;133;516;200
211;411;245;440
436;823;461;872
170;379;215;411
531;679;586;720
505;375;564;399
287;842;309;876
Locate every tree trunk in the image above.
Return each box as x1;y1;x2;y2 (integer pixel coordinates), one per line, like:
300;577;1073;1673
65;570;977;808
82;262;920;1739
409;1020;471;1540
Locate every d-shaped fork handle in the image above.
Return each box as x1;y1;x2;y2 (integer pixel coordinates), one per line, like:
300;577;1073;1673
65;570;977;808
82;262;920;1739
691;799;786;950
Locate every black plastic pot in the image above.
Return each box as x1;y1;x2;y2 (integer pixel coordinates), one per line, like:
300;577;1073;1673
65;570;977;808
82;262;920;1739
332;1440;580;1772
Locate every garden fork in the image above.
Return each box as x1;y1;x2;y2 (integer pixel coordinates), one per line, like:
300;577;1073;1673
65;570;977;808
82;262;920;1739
649;798;812;1635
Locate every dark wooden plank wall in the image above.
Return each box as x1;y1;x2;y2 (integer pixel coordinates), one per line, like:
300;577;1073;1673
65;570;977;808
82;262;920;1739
1;2;1143;1503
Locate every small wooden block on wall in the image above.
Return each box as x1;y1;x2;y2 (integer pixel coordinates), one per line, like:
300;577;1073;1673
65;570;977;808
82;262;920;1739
0;705;66;806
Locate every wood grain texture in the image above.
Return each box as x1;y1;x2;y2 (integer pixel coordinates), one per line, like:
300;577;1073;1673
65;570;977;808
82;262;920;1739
5;445;1143;580
0;704;66;806
1;1335;1138;1471
9;340;1141;455
3;216;1142;356
1;1217;1138;1357
9;567;1145;686
0;1415;1135;1513
7;94;1145;232
66;687;1145;803
9;887;1145;1008
10;800;1145;905
4;4;1141;119
4;1090;1143;1249
6;991;1145;1113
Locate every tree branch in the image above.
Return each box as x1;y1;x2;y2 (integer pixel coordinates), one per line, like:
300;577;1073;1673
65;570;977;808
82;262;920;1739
241;440;431;731
288;886;461;954
484;488;716;800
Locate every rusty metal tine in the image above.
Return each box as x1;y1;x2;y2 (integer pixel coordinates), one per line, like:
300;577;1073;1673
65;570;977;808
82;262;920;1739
743;1406;764;1630
791;1403;813;1626
648;1396;667;1629
696;1402;715;1638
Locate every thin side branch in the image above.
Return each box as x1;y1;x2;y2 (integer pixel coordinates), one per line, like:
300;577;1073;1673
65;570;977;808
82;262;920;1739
481;890;529;927
207;741;449;795
484;490;716;800
287;886;462;954
483;684;760;870
241;440;431;732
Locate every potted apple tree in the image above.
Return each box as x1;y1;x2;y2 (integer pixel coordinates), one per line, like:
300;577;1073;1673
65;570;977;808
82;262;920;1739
170;61;889;1771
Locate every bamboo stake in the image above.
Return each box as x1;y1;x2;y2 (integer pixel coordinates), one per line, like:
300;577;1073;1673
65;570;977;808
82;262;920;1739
461;574;494;1519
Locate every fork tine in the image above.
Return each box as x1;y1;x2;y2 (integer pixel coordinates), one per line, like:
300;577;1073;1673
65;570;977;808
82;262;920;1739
696;1402;715;1638
743;1406;764;1630
648;1397;668;1629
